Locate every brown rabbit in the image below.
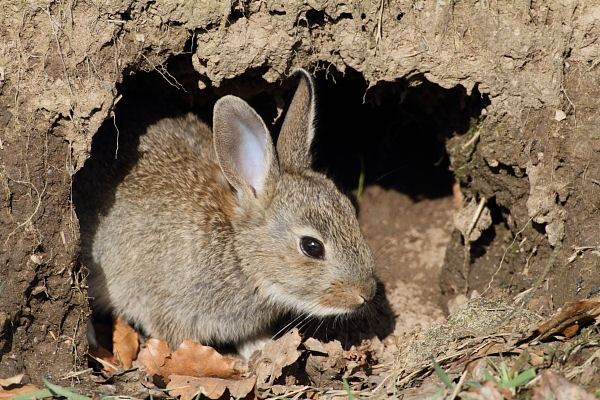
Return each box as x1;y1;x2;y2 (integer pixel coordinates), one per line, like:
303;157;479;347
79;69;377;358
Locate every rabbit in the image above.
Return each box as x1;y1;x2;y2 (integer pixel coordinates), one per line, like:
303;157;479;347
78;69;377;359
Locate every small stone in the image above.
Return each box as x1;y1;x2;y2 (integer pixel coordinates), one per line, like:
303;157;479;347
554;109;566;121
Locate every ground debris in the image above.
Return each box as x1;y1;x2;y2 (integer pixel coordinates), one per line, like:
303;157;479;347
535;299;600;340
249;329;302;388
532;370;595;400
0;374;42;400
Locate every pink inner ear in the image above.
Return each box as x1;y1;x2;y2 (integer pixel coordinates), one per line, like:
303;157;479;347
234;119;266;193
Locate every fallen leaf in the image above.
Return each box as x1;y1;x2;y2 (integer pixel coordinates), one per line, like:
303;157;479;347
139;338;242;385
0;373;24;388
88;316;139;373
532;370;595;400
137;338;170;376
305;340;368;387
249;328;302;387
163;339;238;380
536;300;600;340
167;374;256;400
0;384;45;400
562;323;580;338
112;316;139;369
303;337;327;354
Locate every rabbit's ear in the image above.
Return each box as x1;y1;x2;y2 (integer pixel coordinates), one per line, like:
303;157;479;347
213;96;279;199
277;68;316;172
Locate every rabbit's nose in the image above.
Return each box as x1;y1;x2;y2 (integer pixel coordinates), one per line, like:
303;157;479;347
358;278;377;304
319;278;377;311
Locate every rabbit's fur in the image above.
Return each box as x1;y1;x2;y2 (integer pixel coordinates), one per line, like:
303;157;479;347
78;70;377;357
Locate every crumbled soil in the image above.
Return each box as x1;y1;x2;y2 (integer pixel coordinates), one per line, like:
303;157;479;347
2;0;600;397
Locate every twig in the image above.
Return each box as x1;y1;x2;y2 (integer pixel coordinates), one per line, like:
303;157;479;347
60;368;93;380
482;217;534;295
465;197;486;241
375;0;385;49
112;111;120;159
462;128;482;149
371;372;394;393
449;369;468;400
462;197;487;294
574;245;600;251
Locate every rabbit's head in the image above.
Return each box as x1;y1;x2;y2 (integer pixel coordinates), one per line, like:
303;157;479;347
213;69;376;317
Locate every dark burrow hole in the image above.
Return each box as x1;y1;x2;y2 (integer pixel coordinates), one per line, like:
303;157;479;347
74;54;489;349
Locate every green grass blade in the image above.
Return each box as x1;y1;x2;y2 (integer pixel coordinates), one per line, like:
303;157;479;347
499;361;510;381
42;377;90;400
342;377;363;400
484;356;500;373
356;155;366;203
483;369;495;382
9;389;54;400
431;356;454;390
499;368;536;389
432;387;444;400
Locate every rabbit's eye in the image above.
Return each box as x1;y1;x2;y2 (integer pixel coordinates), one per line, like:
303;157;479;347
300;236;325;259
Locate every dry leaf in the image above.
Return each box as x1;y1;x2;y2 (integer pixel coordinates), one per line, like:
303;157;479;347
305;340;368;387
532;370;595;400
536;300;600;340
139;338;241;385
167;374;256;400
0;374;24;388
137;338;171;376
88;316;139;373
303;337;327;354
0;384;42;399
249;328;302;387
113;316;139;369
163;339;237;380
0;374;39;400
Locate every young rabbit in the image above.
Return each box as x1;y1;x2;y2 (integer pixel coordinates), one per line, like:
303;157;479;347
80;69;377;358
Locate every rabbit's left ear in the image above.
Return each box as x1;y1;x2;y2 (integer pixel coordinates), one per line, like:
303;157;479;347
213;96;280;200
277;68;316;172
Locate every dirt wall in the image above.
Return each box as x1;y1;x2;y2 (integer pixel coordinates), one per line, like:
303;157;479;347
1;0;600;382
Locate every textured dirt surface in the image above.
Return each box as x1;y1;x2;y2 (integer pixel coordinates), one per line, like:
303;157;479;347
359;186;453;336
2;0;600;395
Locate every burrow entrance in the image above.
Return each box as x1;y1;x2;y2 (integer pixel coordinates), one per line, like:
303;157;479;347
74;53;490;344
